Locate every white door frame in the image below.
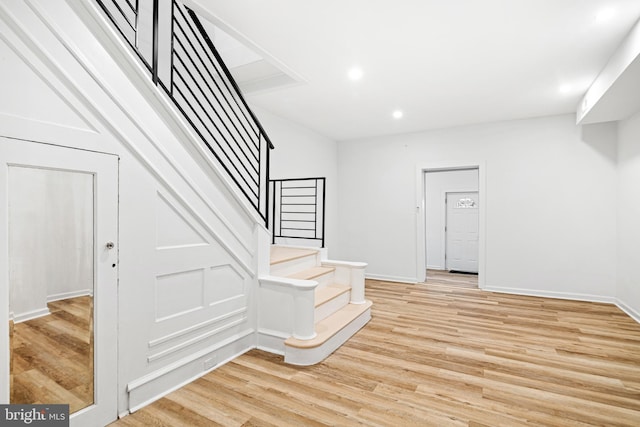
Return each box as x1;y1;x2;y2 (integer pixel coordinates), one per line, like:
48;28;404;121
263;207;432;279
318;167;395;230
0;137;119;426
416;161;486;288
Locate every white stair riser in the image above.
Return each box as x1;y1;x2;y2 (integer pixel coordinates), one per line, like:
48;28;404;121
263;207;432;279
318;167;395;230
313;271;336;289
315;291;350;323
322;264;351;286
284;308;372;366
270;253;318;276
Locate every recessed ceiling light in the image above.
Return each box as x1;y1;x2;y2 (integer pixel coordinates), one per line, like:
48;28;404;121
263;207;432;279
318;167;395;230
595;7;615;23
392;110;403;119
558;84;573;94
558;78;592;96
348;67;363;81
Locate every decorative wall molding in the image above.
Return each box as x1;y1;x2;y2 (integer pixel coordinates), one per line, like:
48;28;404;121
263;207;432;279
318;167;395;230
155;268;205;322
156;192;209;250
127;330;253;413
207;264;246;306
147;315;247;363
0;112;98;137
148;307;247;349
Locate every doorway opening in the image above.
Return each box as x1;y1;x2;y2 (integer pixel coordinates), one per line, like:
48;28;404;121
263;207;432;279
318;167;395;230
416;163;485;288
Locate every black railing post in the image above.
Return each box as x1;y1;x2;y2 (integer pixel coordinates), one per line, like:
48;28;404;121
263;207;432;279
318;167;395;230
265;137;271;229
169;0;175;95
151;0;159;84
278;181;283;242
321;178;326;248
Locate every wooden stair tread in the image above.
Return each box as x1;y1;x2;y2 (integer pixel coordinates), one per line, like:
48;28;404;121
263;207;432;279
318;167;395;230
285;301;372;349
315;284;350;307
270;246;318;265
286;266;334;280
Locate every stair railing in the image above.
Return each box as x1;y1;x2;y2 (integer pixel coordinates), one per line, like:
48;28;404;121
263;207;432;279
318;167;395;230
270;177;326;248
95;0;273;226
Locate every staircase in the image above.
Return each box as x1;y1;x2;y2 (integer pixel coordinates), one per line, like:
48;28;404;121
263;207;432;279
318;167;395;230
258;245;372;365
91;0;371;367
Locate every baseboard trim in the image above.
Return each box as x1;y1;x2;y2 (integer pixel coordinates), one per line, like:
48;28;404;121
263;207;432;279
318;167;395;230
365;273;417;284
482;285;616;304
616;299;640;324
47;289;92;302
127;329;254;413
256;328;287;356
13;307;51;323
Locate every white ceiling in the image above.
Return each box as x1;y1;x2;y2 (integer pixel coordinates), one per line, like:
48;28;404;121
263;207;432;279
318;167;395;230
187;0;640;141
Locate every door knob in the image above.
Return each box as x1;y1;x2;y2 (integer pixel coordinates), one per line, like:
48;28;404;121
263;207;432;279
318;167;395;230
105;241;115;250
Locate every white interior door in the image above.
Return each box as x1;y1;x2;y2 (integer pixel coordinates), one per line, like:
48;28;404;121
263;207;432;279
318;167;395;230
445;192;479;273
0;138;118;426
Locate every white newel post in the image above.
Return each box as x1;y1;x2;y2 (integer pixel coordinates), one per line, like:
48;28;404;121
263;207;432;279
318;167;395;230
292;286;317;340
350;263;367;304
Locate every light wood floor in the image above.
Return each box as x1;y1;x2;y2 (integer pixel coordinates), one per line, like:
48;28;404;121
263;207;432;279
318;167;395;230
112;278;640;426
427;269;479;288
10;296;94;413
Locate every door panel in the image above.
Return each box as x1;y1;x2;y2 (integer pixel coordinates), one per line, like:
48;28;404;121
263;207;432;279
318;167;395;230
446;192;479;273
0;138;118;426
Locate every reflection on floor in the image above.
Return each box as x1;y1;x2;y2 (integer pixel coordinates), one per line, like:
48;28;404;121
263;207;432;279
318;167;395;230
10;296;94;413
426;269;478;288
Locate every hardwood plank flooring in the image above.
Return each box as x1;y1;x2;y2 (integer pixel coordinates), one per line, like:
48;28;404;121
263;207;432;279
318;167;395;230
426;269;479;288
10;296;94;413
111;278;640;426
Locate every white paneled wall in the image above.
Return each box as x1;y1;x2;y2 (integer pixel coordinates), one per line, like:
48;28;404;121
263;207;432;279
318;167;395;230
0;0;261;419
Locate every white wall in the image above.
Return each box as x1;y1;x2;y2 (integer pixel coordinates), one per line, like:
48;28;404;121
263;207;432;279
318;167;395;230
425;169;478;270
617;109;640;319
253;105;339;251
337;114;618;300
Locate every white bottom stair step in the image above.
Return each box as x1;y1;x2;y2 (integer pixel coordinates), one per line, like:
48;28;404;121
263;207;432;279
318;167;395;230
265;244;372;366
284;300;372;366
